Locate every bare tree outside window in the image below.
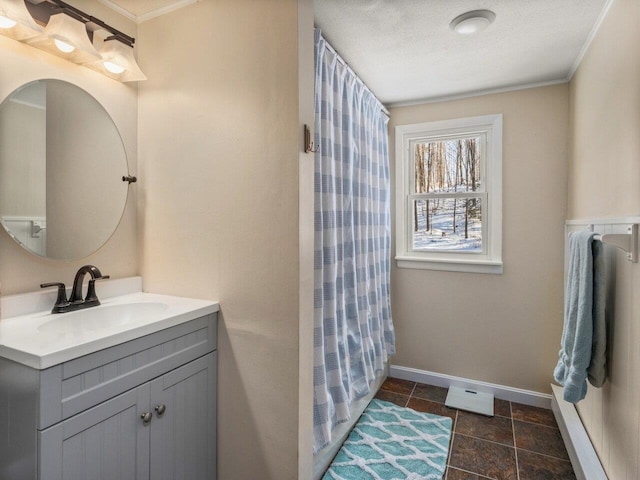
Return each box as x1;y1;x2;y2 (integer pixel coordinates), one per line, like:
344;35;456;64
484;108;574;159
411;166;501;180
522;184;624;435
412;137;482;252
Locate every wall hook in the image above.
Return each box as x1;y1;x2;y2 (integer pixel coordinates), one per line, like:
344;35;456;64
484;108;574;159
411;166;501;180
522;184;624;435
122;175;137;184
304;124;319;153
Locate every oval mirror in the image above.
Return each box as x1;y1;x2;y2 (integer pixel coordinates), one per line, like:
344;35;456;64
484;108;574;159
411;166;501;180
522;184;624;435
0;79;129;260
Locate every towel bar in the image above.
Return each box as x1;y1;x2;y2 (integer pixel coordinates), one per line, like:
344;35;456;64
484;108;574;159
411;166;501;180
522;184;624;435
592;224;638;263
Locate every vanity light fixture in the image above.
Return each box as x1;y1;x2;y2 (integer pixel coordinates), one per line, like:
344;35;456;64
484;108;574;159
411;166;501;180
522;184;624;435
0;0;42;40
0;0;146;82
86;36;147;82
450;9;496;35
27;11;101;64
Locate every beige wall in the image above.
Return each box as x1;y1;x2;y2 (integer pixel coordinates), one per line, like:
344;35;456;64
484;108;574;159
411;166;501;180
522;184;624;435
297;0;316;476
0;5;138;295
389;84;569;393
569;0;640;478
137;0;313;478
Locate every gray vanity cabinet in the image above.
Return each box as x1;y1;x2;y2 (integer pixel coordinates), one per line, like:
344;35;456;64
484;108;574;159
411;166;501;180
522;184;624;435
149;353;217;480
38;352;217;480
0;313;217;480
39;384;151;479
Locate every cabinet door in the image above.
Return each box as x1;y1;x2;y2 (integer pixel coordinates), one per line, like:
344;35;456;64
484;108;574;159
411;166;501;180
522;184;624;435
39;385;151;480
149;352;217;480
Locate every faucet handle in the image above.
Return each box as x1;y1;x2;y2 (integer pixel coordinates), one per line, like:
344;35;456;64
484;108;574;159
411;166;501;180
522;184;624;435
85;276;110;303
40;282;69;313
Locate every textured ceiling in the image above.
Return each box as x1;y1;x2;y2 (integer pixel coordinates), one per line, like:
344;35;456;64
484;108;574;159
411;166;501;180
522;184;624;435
314;0;609;105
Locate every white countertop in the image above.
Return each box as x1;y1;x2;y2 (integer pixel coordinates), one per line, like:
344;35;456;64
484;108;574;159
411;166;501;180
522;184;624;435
0;284;219;370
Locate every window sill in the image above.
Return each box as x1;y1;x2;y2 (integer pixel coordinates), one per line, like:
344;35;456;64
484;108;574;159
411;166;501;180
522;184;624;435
395;256;503;274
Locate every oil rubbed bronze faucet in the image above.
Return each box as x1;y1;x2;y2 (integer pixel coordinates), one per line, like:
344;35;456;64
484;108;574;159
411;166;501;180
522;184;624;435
40;265;110;314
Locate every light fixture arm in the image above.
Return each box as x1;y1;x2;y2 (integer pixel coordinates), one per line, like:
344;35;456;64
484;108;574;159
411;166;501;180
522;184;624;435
26;0;136;46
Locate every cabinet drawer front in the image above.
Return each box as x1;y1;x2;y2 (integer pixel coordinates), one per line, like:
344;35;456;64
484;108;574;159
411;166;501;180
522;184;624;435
39;313;217;430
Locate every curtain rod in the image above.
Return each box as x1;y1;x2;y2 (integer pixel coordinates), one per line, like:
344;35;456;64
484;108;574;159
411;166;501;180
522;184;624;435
319;32;390;118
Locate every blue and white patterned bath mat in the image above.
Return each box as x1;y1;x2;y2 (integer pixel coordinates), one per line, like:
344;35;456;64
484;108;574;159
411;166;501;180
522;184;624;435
323;399;452;480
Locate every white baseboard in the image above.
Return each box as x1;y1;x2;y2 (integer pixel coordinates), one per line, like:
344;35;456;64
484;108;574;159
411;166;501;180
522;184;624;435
389;365;552;409
551;384;608;480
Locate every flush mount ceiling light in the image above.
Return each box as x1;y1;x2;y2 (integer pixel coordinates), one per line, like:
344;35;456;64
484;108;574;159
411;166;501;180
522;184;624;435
0;0;42;40
86;37;147;82
27;11;101;63
450;9;496;35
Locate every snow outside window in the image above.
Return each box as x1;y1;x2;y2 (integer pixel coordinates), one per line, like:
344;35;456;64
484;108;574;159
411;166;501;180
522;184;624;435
395;114;503;274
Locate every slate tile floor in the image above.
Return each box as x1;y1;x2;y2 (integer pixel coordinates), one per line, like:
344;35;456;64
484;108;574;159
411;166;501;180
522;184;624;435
376;378;577;480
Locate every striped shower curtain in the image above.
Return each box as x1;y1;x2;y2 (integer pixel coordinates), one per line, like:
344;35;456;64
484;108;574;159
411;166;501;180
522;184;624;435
313;29;395;453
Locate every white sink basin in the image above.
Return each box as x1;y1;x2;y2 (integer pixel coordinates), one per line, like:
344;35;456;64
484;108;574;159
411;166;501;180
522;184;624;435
0;288;219;370
38;302;169;334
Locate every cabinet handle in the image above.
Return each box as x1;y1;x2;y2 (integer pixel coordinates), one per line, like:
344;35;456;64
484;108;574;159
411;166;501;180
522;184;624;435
155;404;166;416
140;412;153;425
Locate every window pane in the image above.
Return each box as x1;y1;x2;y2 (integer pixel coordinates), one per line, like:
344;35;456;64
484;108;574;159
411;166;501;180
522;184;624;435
412;197;482;252
414;137;481;193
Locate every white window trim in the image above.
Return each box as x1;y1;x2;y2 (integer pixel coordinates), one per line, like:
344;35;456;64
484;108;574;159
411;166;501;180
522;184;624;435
395;114;503;274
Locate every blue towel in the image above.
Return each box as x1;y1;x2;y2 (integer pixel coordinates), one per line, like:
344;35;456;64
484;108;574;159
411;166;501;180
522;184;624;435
554;231;606;403
588;238;607;388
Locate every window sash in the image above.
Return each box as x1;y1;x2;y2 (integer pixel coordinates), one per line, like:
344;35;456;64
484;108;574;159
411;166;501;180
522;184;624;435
409;133;487;195
407;192;488;255
409;192;487;200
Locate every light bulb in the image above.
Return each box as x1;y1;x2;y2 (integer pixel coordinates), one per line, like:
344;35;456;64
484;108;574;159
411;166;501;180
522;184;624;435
54;38;75;53
103;61;125;74
0;15;17;29
454;17;490;35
